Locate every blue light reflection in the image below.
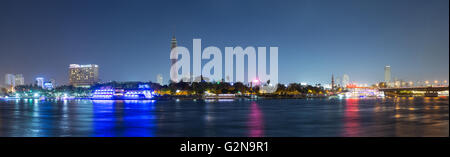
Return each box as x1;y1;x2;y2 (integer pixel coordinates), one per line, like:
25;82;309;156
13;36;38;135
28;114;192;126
92;100;156;137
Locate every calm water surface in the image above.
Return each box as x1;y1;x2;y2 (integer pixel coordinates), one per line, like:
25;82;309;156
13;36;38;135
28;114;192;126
0;97;448;137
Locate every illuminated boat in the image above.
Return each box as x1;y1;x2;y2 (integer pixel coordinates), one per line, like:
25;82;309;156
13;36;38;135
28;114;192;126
91;88;155;100
203;94;236;99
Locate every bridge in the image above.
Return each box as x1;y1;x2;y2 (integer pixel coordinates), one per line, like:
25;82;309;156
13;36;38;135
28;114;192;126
379;86;449;97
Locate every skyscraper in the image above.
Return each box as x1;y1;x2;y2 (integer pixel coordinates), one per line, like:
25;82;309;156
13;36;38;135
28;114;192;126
36;77;44;88
5;74;15;87
170;35;178;82
384;65;391;83
4;74;24;92
342;74;349;87
156;74;163;85
69;64;99;87
14;74;24;86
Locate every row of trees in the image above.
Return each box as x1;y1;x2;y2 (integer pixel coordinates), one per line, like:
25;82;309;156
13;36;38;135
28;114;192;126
160;81;330;96
13;84;92;97
162;81;251;95
6;81;330;97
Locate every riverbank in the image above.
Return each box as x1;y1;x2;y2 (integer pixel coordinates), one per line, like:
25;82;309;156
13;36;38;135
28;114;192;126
2;95;447;101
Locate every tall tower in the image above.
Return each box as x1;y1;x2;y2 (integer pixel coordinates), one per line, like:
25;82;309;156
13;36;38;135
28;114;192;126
170;35;178;82
331;74;335;90
171;36;177;53
384;65;391;84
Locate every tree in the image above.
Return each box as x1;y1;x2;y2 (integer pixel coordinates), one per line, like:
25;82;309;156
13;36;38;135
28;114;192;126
233;82;248;94
192;82;206;95
275;84;287;95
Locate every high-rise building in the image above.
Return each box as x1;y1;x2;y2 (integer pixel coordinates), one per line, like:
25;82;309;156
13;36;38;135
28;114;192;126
156;74;163;85
170;36;178;82
36;77;44;88
342;74;349;87
5;74;15;87
4;74;24;92
14;74;24;86
384;65;391;83
69;64;99;87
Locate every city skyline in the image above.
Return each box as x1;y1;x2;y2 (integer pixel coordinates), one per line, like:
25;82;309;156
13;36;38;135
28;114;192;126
0;0;448;85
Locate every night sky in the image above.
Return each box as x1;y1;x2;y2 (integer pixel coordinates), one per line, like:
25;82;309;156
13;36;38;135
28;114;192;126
0;0;448;85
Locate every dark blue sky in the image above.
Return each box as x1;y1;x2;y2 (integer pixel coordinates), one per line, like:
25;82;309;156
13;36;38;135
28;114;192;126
0;0;448;85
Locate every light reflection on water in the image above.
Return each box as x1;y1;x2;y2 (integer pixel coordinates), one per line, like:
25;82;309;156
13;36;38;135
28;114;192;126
91;100;156;137
342;98;360;137
0;97;448;137
248;101;264;137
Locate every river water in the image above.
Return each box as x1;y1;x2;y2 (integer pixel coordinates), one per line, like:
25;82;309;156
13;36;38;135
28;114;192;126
0;97;448;137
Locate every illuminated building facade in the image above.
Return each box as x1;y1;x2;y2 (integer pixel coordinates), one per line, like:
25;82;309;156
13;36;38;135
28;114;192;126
43;81;54;90
36;77;44;88
5;74;15;87
69;64;99;87
14;74;24;86
384;65;391;84
4;74;24;92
